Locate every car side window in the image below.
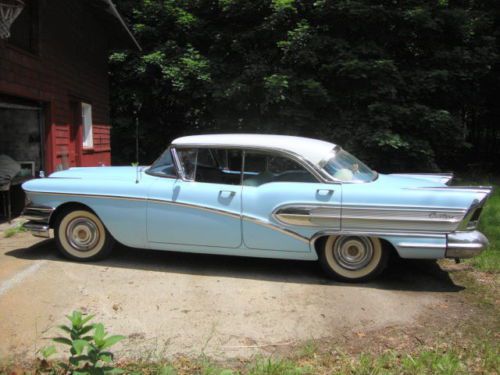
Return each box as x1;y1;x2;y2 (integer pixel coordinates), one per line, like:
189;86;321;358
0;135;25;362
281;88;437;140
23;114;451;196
147;148;177;177
243;151;316;186
176;148;242;185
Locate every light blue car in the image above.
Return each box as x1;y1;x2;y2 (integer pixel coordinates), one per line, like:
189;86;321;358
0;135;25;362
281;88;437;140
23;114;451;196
22;134;492;282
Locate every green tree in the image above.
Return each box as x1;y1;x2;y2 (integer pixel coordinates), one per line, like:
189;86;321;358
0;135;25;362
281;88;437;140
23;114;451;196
110;0;497;172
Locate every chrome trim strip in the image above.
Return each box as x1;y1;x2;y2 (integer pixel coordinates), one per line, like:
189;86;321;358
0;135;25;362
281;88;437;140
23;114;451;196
310;230;445;239
341;205;466;232
25;191;308;243
273;204;341;227
457;190;492;231
309;230;448;255
341;215;462;223
241;215;310;243
171;147;186;181
390;173;454;185
27;190;145;202
273;203;466;228
447;243;484;249
398;242;446;249
406;186;493;194
148;198;241;219
342;204;466;212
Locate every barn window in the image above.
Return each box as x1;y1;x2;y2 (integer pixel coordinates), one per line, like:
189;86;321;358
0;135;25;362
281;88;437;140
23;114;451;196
82;103;93;148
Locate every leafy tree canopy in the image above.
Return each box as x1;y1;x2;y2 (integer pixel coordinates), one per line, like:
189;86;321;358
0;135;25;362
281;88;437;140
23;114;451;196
110;0;498;172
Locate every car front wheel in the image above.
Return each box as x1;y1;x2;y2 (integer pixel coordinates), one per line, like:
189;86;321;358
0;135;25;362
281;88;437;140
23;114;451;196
319;235;387;282
55;209;114;261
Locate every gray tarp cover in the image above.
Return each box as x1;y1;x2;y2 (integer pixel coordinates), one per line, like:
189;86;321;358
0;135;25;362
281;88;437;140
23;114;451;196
0;155;21;189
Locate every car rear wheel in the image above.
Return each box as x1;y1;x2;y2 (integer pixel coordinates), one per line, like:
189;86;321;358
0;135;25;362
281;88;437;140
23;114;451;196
318;235;387;282
55;209;114;261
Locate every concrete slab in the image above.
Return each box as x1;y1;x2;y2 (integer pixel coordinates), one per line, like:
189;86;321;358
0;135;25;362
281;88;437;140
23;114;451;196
0;232;463;360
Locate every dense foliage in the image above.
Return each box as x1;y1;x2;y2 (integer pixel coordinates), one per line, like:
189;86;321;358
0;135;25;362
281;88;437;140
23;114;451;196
110;0;498;172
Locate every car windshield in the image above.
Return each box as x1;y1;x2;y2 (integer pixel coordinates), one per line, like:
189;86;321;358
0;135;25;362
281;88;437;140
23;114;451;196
147;148;177;177
322;148;377;183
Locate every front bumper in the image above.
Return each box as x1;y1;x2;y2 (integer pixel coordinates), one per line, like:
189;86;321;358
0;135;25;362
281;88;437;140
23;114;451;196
23;221;50;238
21;204;54;238
446;230;489;258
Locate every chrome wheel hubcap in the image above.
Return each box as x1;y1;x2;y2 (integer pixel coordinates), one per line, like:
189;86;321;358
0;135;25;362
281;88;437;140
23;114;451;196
333;236;373;270
66;217;99;251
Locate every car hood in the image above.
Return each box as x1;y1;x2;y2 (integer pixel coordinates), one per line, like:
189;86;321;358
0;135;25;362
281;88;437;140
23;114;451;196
48;166;144;181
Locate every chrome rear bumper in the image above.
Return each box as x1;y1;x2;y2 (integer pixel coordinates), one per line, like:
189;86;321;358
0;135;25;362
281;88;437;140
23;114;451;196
446;230;489;258
21;204;54;238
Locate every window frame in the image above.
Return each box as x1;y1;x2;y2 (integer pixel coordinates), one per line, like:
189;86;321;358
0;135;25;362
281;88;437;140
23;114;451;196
172;146;244;185
241;150;318;186
170;145;324;185
81;102;93;149
145;147;178;179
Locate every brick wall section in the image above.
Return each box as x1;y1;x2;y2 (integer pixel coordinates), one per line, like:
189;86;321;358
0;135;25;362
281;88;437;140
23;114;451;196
0;0;113;172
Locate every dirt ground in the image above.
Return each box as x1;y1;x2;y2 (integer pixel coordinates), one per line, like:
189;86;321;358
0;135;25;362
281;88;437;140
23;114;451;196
0;229;471;361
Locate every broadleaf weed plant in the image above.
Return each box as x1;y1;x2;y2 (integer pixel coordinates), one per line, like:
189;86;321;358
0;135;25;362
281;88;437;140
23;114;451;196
40;311;125;374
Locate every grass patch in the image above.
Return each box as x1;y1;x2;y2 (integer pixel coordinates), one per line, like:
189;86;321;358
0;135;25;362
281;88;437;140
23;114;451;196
471;186;500;272
2;222;27;238
7;338;495;374
339;338;499;375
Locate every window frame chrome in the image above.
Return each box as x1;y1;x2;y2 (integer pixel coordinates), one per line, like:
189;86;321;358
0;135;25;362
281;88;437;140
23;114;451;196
171;143;330;184
145;146;179;179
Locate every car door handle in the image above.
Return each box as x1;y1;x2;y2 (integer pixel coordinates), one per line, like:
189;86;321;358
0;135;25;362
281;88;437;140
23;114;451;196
219;190;236;198
317;189;334;196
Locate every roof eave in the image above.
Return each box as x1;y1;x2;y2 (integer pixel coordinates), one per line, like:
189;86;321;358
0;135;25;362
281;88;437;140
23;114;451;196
100;0;141;51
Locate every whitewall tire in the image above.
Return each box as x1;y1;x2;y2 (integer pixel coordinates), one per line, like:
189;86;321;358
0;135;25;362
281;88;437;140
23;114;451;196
319;235;388;282
55;209;114;261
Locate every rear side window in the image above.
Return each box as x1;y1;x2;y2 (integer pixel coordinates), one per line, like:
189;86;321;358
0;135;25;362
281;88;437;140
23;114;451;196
176;148;242;185
243;151;316;186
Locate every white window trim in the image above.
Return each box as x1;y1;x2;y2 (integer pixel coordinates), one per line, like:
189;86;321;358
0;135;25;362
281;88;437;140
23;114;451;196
82;102;93;148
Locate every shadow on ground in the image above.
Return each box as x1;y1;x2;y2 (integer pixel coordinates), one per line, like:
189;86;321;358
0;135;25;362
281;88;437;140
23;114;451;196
6;239;464;293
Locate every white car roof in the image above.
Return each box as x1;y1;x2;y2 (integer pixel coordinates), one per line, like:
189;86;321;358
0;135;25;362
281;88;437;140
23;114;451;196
172;134;337;166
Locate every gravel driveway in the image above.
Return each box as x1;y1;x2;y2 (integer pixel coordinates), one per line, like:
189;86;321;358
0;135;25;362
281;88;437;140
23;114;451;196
0;231;463;360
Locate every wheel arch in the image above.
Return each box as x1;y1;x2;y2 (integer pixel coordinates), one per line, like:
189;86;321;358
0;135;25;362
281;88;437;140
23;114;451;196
49;202;98;228
312;233;398;258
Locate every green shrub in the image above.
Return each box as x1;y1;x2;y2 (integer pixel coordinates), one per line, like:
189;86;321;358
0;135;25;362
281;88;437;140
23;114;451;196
41;311;125;374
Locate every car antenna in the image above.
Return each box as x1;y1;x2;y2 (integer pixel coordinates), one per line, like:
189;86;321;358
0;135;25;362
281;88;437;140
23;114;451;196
134;98;142;184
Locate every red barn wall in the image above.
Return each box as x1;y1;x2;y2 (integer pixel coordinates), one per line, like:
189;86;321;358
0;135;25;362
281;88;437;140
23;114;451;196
0;0;113;173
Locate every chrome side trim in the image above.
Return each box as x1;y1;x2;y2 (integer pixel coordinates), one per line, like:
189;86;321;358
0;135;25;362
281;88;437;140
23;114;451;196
242;215;310;243
273;204;341;227
457;189;492;231
341;205;466;232
390;173;454;185
274;203;465;229
406;186;493;194
148;198;241;219
27;190;146;202
26;191;308;243
309;230;446;251
398;242;446;249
